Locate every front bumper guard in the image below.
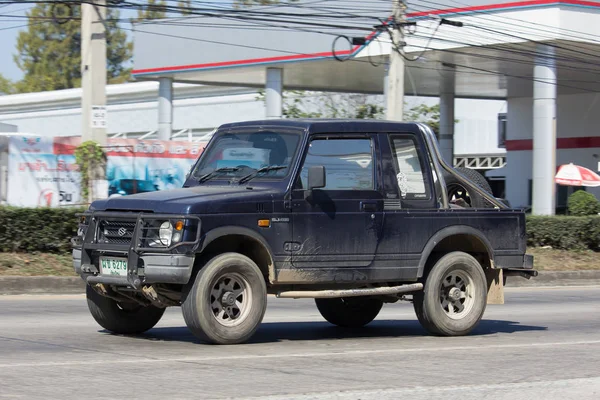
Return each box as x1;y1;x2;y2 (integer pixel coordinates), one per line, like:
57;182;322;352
72;212;201;289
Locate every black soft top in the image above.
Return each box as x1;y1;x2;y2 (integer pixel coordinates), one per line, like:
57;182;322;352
216;119;424;135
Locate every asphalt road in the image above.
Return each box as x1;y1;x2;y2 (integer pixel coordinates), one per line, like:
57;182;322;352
1;286;599;400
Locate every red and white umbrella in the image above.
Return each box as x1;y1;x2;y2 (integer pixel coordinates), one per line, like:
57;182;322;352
554;163;600;187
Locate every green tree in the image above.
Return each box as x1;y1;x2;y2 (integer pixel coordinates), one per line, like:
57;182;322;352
404;104;441;133
13;4;132;93
258;91;451;131
258;90;384;119
177;1;193;15
0;75;14;95
135;0;168;22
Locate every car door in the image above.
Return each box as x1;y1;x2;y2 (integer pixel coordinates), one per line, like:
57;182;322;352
376;133;437;280
287;134;383;282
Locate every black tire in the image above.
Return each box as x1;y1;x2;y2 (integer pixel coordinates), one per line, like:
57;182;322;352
413;252;487;336
315;297;383;328
181;253;267;345
444;167;493;208
86;285;165;335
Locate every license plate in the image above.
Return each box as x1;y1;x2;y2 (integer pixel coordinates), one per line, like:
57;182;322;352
100;258;128;277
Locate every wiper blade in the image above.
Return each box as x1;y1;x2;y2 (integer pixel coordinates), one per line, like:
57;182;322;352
238;166;287;184
197;167;240;183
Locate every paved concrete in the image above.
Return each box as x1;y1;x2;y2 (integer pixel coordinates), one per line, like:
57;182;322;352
1;287;599;399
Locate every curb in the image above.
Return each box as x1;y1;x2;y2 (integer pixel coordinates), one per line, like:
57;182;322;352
505;270;600;287
0;276;85;295
1;271;600;295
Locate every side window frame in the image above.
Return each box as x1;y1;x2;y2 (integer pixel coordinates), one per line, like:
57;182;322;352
387;134;433;202
292;134;380;199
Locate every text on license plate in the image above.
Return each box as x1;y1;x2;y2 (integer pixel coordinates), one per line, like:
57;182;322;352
100;258;128;276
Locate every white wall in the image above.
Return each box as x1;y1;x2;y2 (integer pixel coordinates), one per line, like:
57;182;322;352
403;96;506;155
502;93;600;208
0;92;265;137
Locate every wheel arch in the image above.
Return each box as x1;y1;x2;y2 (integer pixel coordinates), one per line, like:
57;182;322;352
197;226;276;285
417;225;494;278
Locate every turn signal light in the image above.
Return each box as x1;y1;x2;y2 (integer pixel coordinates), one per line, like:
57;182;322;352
258;219;271;228
174;220;184;231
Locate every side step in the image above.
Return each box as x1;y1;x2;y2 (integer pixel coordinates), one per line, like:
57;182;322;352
276;283;424;299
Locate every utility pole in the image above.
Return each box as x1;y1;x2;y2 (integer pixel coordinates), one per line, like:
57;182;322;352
81;0;108;203
385;0;405;121
81;0;107;146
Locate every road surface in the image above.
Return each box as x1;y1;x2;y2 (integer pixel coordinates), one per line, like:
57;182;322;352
1;286;599;399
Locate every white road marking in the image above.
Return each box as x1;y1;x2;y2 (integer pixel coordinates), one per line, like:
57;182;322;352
234;377;600;400
1;339;600;369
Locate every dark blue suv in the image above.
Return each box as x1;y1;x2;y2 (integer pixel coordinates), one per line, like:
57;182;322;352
72;120;536;344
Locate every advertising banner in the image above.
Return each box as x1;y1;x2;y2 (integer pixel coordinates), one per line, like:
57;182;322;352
103;139;205;197
7;136;82;207
6;136;208;207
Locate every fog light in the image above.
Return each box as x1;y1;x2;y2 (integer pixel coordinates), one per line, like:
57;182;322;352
172;232;182;243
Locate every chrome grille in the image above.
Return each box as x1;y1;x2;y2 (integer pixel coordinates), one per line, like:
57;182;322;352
97;219;136;245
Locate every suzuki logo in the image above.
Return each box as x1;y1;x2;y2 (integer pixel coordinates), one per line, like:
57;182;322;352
117;227;128;236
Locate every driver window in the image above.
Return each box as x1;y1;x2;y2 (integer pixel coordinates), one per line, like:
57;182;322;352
298;138;374;190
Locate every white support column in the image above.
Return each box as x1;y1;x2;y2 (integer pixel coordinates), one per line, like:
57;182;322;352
439;65;456;165
383;62;389;111
158;77;173;141
532;44;557;215
265;68;283;119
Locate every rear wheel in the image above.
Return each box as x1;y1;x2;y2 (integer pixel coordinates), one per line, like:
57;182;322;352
182;253;267;344
86;285;165;334
315;297;383;328
413;252;487;336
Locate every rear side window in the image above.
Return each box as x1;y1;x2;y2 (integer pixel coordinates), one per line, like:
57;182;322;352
389;137;428;199
299;138;374;191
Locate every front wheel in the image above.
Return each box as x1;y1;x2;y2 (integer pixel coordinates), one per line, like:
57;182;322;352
86;285;165;334
181;253;267;344
413;252;487;336
315;297;383;328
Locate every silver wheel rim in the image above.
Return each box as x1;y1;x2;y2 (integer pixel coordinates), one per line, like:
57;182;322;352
210;272;252;327
440;269;475;320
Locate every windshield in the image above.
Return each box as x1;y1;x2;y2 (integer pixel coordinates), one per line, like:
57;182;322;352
191;129;302;182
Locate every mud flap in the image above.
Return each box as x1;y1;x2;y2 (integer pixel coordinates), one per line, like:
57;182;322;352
485;268;504;305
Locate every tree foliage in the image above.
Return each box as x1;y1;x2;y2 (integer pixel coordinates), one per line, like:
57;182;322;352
75;141;107;202
404;104;441;133
135;0;168;22
568;190;600;216
258;90;448;128
0;75;14;95
177;1;193;14
258;90;385;119
13;4;132;93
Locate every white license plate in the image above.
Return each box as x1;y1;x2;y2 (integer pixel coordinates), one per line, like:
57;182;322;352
100;258;128;277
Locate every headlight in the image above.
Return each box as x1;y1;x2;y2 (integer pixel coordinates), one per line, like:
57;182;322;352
146;219;186;248
159;221;173;246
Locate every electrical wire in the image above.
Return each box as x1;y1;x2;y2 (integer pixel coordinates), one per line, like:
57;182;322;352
3;0;600;95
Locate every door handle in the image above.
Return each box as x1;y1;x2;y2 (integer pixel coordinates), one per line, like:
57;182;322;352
360;201;377;212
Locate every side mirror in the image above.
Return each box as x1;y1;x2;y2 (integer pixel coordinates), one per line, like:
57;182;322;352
305;166;326;200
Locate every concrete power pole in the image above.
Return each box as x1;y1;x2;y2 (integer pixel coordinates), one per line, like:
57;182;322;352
81;0;107;146
81;0;108;203
385;0;405;121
